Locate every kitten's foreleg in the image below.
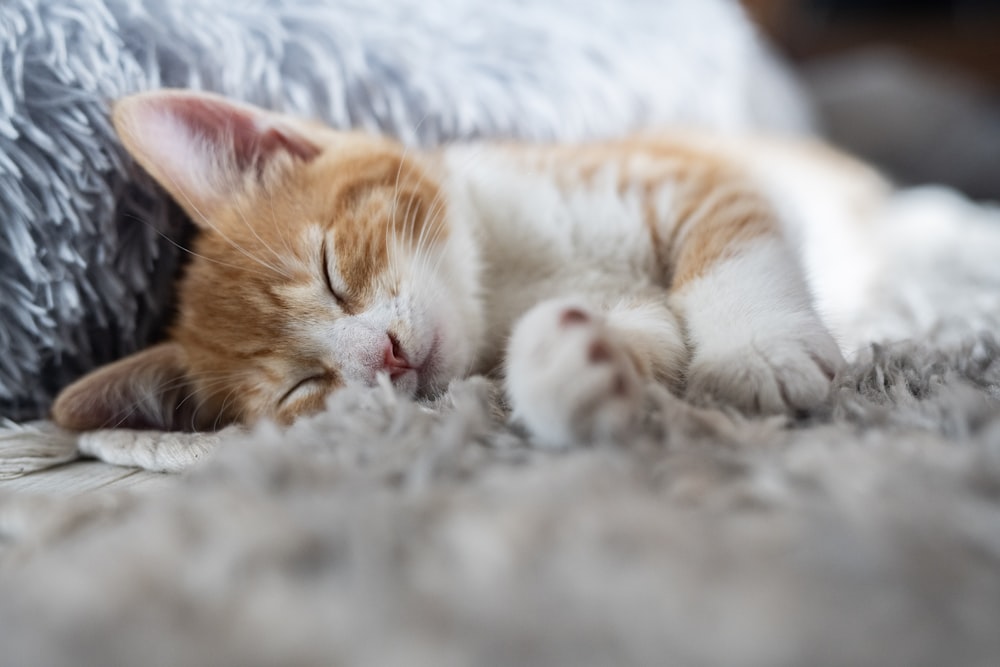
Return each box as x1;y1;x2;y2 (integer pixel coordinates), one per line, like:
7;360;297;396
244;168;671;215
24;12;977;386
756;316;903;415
505;295;687;447
665;174;843;415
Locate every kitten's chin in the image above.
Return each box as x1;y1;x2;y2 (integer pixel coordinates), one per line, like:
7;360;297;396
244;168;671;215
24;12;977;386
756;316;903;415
412;325;470;399
388;370;444;400
414;332;447;398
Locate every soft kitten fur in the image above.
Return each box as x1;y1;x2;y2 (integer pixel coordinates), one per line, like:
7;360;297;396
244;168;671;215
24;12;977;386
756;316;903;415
53;90;882;446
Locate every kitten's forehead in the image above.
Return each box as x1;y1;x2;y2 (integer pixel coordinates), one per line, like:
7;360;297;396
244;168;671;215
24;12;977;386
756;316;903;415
295;149;449;294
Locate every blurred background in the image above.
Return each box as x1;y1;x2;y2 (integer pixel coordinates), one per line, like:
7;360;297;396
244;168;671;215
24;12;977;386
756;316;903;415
742;0;1000;200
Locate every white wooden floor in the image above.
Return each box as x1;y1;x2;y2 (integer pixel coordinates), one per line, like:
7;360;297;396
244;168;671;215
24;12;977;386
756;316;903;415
2;460;176;496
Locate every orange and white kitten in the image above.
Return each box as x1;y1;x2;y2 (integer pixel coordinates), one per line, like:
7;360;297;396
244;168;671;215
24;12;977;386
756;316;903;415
52;90;861;446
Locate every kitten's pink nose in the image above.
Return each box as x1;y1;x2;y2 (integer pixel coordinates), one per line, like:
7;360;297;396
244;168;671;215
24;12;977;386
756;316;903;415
382;333;412;379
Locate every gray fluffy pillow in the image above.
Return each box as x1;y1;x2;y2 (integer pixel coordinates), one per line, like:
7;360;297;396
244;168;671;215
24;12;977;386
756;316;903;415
0;0;808;420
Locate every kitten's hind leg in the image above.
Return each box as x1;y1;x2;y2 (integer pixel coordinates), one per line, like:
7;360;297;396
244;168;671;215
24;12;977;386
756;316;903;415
505;295;687;448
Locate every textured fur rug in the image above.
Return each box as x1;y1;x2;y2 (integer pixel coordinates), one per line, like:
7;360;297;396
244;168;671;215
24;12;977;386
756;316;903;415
1;186;999;667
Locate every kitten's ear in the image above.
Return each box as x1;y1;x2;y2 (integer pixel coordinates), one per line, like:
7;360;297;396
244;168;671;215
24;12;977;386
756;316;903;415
112;90;322;224
52;343;200;432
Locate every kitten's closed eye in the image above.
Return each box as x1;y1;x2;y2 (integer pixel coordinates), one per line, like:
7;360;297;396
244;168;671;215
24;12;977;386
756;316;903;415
321;240;347;307
280;373;330;407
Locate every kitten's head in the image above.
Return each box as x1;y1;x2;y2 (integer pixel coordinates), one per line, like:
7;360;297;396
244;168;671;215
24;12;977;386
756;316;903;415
53;91;481;431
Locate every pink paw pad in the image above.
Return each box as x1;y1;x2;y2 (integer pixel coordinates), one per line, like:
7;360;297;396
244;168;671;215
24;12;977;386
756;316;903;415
559;308;591;326
611;373;629;397
588;340;612;363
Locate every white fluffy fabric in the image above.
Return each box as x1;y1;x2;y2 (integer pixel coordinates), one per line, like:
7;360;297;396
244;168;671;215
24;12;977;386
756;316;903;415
0;0;803;420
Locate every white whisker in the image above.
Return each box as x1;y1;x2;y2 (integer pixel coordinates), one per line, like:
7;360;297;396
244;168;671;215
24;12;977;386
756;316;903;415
163;171;293;279
230;193;295;278
126;214;275;279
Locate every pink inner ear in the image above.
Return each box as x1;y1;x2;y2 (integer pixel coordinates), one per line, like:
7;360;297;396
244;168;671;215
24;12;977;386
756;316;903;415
168;96;321;171
115;92;324;221
258;125;322;163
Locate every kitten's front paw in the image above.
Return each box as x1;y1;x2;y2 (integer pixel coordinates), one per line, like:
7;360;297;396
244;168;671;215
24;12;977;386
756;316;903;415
686;328;843;415
506;301;644;448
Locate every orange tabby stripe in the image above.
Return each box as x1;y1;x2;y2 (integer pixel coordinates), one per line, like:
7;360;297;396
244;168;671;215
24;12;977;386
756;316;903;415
521;139;778;290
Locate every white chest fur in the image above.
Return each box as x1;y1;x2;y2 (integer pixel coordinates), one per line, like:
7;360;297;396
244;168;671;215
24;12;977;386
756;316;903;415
443;148;662;366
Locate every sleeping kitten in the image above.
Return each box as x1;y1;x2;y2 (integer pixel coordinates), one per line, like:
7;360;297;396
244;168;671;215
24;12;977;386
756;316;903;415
52;90;872;446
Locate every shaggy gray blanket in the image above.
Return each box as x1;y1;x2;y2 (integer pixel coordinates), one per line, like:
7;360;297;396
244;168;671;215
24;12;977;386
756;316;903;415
0;0;804;421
